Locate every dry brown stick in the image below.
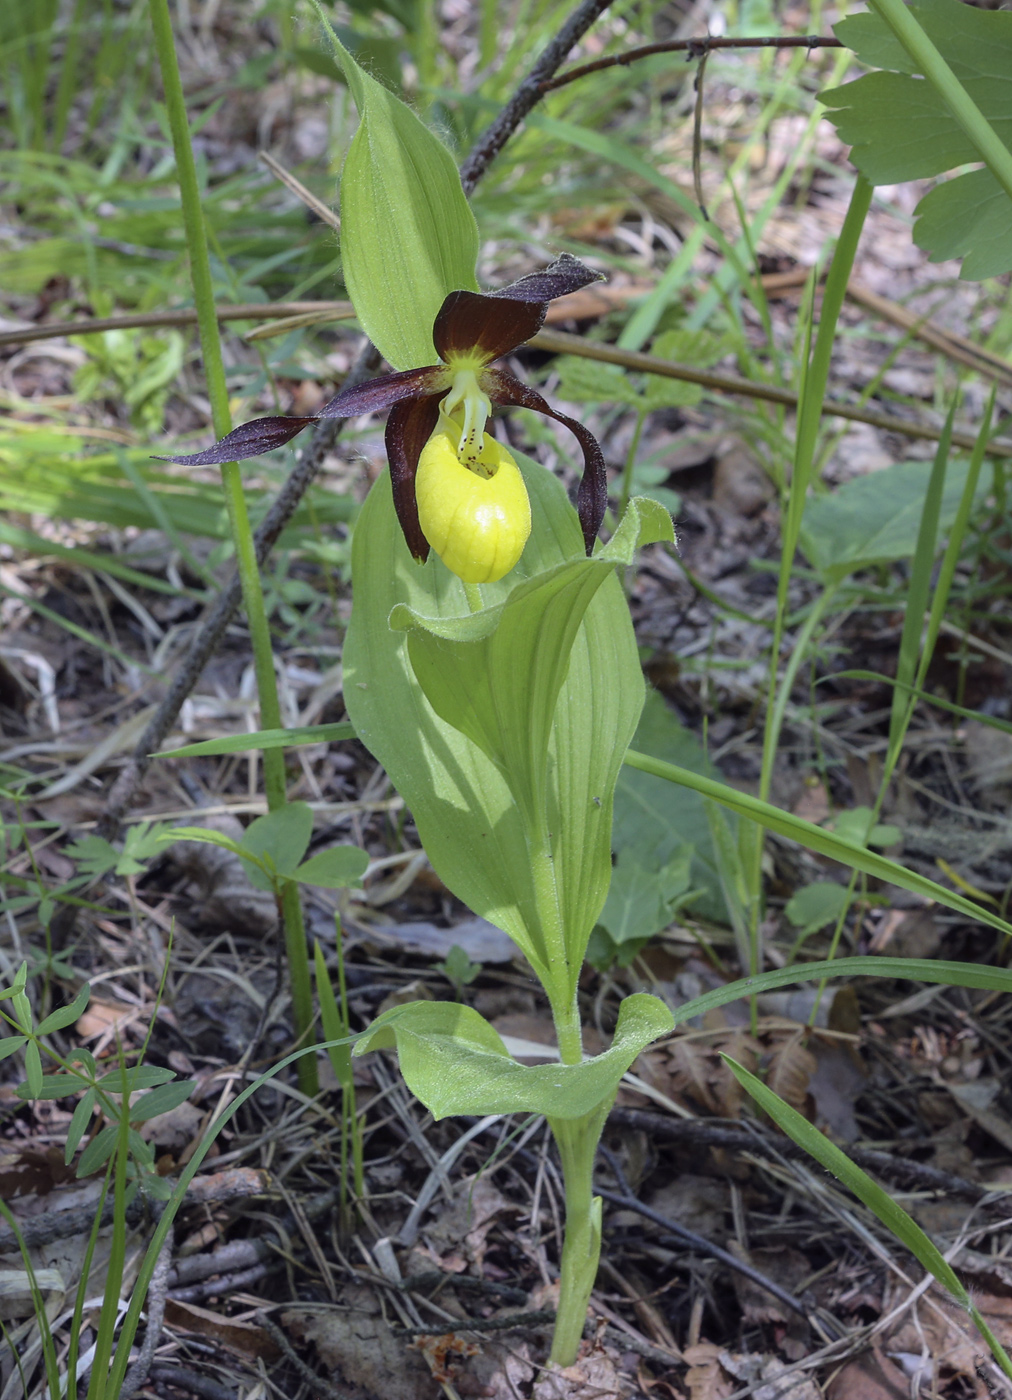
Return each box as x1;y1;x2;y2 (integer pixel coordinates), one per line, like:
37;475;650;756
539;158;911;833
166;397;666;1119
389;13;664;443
539;33;844;92
529;326;1012;456
847;280;1012;386
0;301;355;349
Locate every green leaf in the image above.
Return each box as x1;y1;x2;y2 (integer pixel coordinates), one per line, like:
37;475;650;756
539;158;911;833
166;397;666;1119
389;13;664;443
315;943;352;1091
613;691;726;922
291;845;369;889
784;881;849;933
823;0;1012;278
23;1041;43;1098
96;1064;175;1089
129;1080;196;1121
0;1035;28;1061
344;465;667;998
36;984;91;1037
799;458;991;583
727;1053;967;1287
594;848;693;966
167;826;250;861
17;1071;84;1101
157;722;356;759
77;1124;118;1178
438;944;481;986
623;749;1012;941
313;5;479;368
353;993;674;1120
831;807;900;850
65;1088;97;1164
238;802;315;892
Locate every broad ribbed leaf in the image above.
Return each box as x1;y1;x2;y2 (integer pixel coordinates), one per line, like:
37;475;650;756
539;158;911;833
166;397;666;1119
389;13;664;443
319;18;479;368
345;467;669;995
353;994;674;1120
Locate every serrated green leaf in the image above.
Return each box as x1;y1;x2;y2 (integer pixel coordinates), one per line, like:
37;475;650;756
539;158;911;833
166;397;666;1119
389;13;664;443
291;845;369;890
823;0;1012;278
314;8;479;368
24;1041;43;1098
77;1124;118;1178
353;993;674;1119
129;1080;196;1121
36;984;91;1037
66;1088;97;1164
240;802;314;891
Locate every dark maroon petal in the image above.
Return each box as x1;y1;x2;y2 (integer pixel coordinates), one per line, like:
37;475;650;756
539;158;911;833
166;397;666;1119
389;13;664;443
493;253;603;305
432;289;545;367
156;416;314;466
386;395;442;562
316;364;449;418
484;366;607;557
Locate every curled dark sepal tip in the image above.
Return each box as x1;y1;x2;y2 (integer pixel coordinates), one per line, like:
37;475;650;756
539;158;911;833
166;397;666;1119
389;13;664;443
493;252;605;306
484;365;607;557
156;415;314;467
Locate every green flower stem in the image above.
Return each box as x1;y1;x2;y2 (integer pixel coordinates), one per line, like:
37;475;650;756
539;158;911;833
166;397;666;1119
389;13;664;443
464;581;484;613
548;1107;608;1367
149;0;317;1094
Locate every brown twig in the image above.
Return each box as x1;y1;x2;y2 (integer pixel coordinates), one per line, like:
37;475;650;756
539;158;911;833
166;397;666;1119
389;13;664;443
529;326;1012;456
539;33;844;93
0;302;355;350
459;0;616;195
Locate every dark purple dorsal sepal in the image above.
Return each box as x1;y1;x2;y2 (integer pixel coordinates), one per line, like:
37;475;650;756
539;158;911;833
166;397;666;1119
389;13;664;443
432;290;545;367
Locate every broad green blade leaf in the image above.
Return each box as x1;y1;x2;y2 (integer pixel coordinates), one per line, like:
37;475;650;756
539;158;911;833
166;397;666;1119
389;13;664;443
671;956;1012;1028
624;749;1012;941
344;464;659;994
353;994;674;1120
824;0;1012;277
129;1080;197;1122
240;801;314;890
313;5;479;368
157;722;356;758
36;984;91;1037
798;458;990;583
292;846;369;889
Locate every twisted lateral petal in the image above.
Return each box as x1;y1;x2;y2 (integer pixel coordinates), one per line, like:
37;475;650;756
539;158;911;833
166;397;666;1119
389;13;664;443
415;426;531;584
483;365;607;556
157;414;314;467
385;395;441;562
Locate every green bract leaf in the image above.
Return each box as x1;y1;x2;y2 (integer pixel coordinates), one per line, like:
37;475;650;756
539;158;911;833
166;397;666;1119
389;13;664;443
292;845;369;889
823;0;1012;277
346;472;669;996
353;993;674;1120
313;6;479;368
799;458;991;583
36;984;91;1037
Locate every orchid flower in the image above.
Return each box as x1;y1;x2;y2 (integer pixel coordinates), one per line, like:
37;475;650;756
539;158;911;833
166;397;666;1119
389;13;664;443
162;254;608;584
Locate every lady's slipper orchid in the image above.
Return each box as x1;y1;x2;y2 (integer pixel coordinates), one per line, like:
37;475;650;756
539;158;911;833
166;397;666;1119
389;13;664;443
162;254;608;583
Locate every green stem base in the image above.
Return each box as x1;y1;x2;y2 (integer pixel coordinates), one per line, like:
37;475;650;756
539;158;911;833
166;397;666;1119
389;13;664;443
547;1105;609;1367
